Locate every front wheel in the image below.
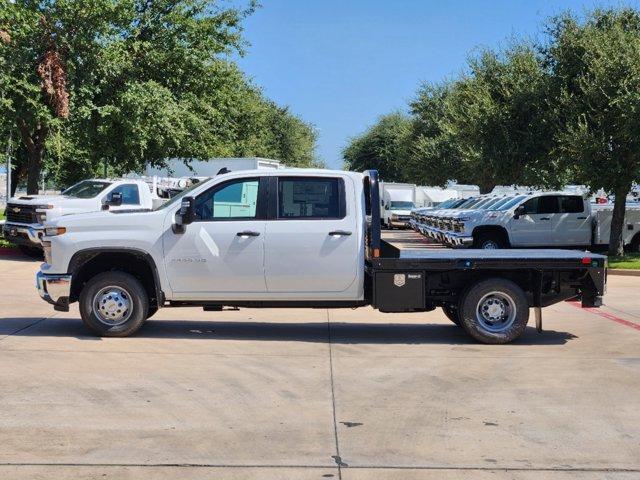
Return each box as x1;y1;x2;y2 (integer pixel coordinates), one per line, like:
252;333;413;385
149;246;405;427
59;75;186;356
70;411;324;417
459;278;529;344
79;272;149;337
474;233;506;249
19;245;43;259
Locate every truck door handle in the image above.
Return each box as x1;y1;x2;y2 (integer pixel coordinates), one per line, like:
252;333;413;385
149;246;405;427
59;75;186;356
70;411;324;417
577;216;587;220
540;217;550;221
236;231;260;237
329;230;352;236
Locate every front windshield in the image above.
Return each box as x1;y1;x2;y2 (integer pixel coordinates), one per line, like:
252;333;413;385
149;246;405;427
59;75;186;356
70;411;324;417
467;197;492;209
478;197;504;210
390;201;415;209
62;180;112;199
496;195;527;211
153;179;208;211
437;198;458;209
459;197;480;208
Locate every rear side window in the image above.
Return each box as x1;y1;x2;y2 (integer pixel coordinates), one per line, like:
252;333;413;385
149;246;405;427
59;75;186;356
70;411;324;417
522;196;560;214
560;195;584;213
110;184;140;205
278;177;345;219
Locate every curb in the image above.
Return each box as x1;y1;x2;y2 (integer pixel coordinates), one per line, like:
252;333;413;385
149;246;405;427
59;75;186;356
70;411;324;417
608;269;640;277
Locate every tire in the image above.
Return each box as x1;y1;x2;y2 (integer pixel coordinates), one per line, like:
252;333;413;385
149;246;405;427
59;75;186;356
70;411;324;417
459;278;529;344
79;271;149;337
474;233;506;249
147;306;158;319
629;234;640;253
441;303;461;326
19;245;43;259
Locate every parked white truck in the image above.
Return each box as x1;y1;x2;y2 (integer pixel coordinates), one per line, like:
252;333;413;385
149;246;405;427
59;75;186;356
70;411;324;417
35;169;606;344
380;182;416;228
416;191;640;251
3;179;160;255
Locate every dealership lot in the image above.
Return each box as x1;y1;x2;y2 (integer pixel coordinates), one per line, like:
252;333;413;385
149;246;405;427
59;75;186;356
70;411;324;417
0;252;639;479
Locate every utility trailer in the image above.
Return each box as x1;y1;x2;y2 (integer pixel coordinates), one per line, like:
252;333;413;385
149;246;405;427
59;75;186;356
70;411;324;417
37;169;606;344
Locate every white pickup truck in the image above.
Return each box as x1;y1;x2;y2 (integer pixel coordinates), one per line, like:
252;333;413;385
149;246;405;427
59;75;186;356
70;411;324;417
35;169;606;344
2;179;160;255
414;191;640;251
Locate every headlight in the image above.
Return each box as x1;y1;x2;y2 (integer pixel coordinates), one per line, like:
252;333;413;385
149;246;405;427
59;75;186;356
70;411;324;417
36;205;53;223
45;226;66;236
391;214;398;220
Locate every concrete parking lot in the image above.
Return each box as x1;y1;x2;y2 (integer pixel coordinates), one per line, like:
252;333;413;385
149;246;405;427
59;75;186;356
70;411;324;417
0;253;639;479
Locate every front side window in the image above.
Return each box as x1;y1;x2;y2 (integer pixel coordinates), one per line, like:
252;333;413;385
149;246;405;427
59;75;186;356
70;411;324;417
195;178;259;221
522;196;560;214
278;177;344;219
109;184;140;205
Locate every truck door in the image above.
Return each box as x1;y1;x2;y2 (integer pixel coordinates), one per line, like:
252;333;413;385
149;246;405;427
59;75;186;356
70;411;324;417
163;176;267;297
556;195;591;246
509;195;560;246
264;175;360;296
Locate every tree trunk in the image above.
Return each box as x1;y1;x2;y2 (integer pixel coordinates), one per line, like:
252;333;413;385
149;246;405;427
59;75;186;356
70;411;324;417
607;183;631;257
18;120;48;195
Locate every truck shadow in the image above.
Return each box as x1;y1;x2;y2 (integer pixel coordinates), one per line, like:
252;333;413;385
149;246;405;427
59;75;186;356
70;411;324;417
1;317;577;345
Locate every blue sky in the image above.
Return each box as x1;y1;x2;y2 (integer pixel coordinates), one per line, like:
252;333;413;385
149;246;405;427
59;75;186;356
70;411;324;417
235;0;635;169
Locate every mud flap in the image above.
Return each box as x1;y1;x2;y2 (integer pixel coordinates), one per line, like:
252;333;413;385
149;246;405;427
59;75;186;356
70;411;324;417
533;270;543;333
534;307;542;333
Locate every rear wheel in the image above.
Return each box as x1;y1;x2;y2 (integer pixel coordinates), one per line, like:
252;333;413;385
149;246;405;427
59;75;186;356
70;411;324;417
441;303;461;326
474;232;507;249
79;271;148;337
459;278;529;344
629;234;640;253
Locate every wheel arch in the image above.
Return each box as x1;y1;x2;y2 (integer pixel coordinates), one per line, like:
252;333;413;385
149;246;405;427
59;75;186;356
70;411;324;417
69;248;164;308
472;225;511;246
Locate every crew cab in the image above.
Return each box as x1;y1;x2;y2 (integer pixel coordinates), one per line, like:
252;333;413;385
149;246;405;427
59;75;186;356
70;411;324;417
35;169;606;344
3;179;159;255
415;191;640;251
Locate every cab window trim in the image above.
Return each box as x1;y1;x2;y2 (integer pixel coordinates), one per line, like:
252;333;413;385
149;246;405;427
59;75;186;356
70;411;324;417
193;176;267;222
272;176;346;221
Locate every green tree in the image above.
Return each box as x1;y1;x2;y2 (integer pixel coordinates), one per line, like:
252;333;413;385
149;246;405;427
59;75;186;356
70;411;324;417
546;8;640;255
436;45;558;192
407;83;467;186
343;112;411;182
0;0;316;192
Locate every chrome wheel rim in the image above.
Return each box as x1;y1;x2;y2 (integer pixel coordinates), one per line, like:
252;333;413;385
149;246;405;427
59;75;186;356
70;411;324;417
93;286;133;326
481;240;499;249
476;291;516;333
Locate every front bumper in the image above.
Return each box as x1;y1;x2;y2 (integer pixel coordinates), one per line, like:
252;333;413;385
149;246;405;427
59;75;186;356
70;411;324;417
443;231;474;247
389;219;410;228
3;222;44;247
36;271;72;311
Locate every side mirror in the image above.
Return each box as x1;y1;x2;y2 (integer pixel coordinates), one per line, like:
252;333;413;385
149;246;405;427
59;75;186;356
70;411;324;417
513;205;525;219
173;196;195;233
102;191;123;210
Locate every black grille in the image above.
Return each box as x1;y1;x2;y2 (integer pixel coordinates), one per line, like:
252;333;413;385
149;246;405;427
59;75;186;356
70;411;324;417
6;203;38;224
